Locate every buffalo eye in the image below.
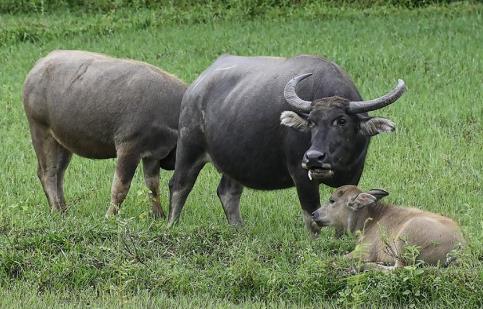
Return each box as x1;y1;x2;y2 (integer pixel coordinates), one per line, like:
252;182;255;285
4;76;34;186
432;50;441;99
329;198;335;204
307;119;316;128
332;117;346;127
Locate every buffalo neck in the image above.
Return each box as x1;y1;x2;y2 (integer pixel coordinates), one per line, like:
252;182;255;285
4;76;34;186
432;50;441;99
360;202;394;230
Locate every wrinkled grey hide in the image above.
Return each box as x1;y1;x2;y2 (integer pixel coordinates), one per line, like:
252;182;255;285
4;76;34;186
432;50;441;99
23;50;187;218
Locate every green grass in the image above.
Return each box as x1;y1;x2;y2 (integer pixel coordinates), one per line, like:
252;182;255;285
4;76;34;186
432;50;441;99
0;0;470;15
0;3;482;307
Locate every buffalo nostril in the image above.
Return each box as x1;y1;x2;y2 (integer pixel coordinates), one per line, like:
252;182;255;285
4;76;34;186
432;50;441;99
312;211;319;219
306;150;326;162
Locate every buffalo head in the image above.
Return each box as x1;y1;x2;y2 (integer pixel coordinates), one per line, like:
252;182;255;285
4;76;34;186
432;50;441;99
312;185;389;237
280;73;406;181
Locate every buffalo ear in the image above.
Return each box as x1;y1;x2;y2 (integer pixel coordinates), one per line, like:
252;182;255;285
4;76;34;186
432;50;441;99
349;193;377;210
360;117;395;136
367;189;389;200
280;111;310;131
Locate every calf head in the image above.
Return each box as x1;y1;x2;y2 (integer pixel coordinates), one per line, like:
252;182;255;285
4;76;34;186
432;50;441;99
280;74;406;181
312;185;389;237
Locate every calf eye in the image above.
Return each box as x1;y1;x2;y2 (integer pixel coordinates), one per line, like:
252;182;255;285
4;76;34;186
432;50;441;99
333;118;346;127
329;198;335;204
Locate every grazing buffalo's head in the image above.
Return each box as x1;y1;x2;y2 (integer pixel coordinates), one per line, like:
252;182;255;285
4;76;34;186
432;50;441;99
311;185;389;237
280;73;406;181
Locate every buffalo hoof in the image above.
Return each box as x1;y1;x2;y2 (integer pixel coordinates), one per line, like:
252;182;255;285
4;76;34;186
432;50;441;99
151;206;165;220
105;204;120;218
50;205;67;214
229;221;244;229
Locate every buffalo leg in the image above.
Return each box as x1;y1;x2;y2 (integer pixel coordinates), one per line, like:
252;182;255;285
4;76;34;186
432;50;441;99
29;120;72;212
217;175;244;225
55;149;72;211
167;139;206;226
142;157;164;219
289;166;321;236
106;151;140;217
167;160;205;226
295;183;322;236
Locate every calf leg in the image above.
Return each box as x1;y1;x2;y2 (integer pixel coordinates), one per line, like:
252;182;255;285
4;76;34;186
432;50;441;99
29;121;72;212
217;175;244;226
105;150;140;217
142;158;164;219
363;261;403;272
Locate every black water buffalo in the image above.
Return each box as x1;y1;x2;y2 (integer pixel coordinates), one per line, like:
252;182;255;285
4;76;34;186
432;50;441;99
168;54;405;234
23;50;187;218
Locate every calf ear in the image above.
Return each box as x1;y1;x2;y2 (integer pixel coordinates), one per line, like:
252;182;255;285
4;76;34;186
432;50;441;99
360;117;395;136
349;193;377;210
367;189;389;200
280;111;310;131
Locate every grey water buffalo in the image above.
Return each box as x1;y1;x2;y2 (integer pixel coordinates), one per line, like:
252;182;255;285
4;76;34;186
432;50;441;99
312;185;465;269
23;50;187;218
167;54;406;234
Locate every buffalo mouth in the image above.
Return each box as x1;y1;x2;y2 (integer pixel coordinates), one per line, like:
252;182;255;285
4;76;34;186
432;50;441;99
302;163;334;180
313;218;331;227
312;209;331;227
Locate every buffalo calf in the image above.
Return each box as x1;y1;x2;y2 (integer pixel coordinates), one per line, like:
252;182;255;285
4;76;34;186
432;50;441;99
312;185;464;269
23;50;187;218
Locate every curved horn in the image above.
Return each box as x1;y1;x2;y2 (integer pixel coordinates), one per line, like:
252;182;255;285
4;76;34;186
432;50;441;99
347;79;406;114
284;73;313;112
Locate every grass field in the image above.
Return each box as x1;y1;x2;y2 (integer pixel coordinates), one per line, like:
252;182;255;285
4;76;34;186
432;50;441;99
0;3;482;307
